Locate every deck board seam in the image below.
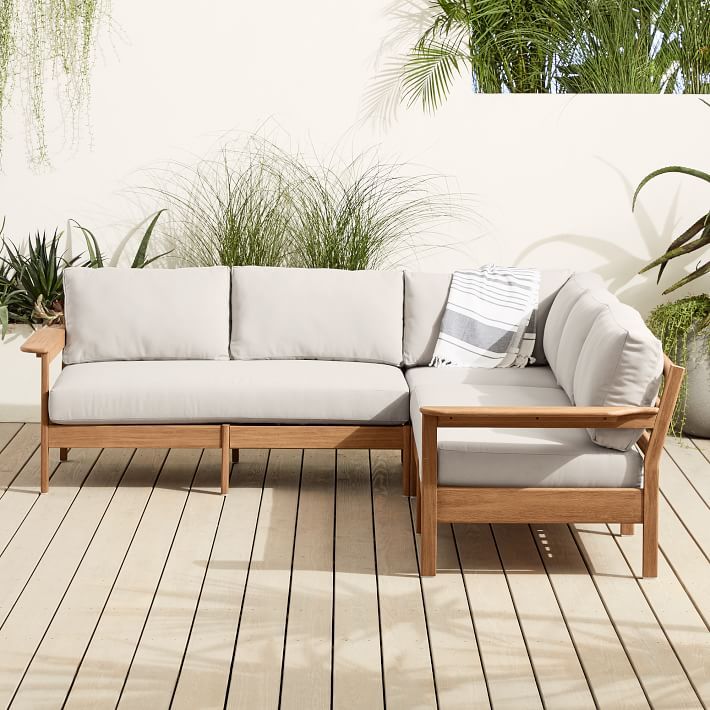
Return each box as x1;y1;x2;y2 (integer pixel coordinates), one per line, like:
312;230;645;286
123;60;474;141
8;448;136;706
115;449;204;706
60;450;168;708
567;524;654;709
222;450;271;710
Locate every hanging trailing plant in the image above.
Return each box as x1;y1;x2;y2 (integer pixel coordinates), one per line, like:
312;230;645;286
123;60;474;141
0;0;110;166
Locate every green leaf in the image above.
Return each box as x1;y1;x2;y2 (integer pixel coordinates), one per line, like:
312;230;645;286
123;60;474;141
72;221;104;268
634;166;710;209
663;260;710;294
0;304;7;340
131;209;166;268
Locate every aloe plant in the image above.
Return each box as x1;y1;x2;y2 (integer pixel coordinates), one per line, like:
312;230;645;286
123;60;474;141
72;209;171;269
633;102;710;295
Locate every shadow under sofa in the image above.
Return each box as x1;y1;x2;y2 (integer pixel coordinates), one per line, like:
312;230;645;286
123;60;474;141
21;265;682;578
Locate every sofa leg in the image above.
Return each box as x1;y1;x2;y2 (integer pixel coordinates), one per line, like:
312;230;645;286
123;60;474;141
420;502;437;576
232;449;240;464
221;425;230;496
620;523;634;536
642;520;658;577
401;425;412;497
409;429;417;498
415;476;422;534
60;447;70;462
40;440;49;494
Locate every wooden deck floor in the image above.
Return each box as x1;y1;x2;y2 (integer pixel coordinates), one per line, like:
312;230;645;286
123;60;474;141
0;423;707;709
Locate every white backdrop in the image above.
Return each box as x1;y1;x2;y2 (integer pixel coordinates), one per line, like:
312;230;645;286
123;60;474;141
0;0;708;314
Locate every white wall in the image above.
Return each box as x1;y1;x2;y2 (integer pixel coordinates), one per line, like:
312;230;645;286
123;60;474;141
0;0;708;315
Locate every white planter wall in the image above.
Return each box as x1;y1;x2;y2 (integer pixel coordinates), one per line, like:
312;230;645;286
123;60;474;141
0;326;61;422
0;1;708;419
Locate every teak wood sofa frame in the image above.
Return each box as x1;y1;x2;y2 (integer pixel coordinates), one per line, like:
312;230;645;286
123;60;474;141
21;326;412;497
410;354;684;578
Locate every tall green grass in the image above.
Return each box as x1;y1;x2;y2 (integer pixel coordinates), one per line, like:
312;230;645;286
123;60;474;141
154;140;464;270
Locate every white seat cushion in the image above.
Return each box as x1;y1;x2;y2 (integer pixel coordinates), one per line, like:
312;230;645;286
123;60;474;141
406;365;557;390
63;267;230;364
410;383;642;488
50;361;409;425
230;266;404;365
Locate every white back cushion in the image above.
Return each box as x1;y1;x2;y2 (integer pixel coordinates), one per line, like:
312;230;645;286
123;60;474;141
63;267;231;364
554;289;616;400
574;304;663;451
230;267;404;365
543;272;605;372
403;269;571;367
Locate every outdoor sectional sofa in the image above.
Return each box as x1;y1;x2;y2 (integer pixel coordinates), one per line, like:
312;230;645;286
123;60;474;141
21;266;683;578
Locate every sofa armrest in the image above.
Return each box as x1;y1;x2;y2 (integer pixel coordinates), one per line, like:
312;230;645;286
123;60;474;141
20;326;65;362
419;405;659;429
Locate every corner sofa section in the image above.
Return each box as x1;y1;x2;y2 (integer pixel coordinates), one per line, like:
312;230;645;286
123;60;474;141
21;265;683;578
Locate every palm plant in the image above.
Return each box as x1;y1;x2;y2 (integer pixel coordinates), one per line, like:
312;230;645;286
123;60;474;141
394;0;708;109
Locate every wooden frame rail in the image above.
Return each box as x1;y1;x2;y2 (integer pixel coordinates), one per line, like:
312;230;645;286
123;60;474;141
21;326;411;497
414;355;685;578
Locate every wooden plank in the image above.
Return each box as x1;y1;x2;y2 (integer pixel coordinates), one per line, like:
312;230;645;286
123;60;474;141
664;438;710;506
573;523;702;708
412;507;490;709
10;449;166;709
423;405;657;428
493;524;595;710
454;524;542;709
0;423;40;493
332;449;384;710
689;436;710;468
658;451;710;554
118;449;226;708
229;425;404;449
280;449;335;710
372;449;436;709
657;496;710;627
0;448;102;627
226;449;302;710
19;324;64;356
64;449;203;708
0;422;22;455
438;487;642;524
531;524;649;709
613;523;710;701
0;447;134;707
171;450;268;710
48;424;221;448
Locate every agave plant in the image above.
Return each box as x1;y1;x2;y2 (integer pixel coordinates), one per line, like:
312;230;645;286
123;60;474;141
633;101;710;295
1;229;83;326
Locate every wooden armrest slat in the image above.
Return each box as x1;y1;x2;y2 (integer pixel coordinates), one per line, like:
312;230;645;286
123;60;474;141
20;326;65;360
420;405;659;429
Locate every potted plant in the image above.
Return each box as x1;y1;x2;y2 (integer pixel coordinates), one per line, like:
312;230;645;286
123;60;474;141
634;111;710;436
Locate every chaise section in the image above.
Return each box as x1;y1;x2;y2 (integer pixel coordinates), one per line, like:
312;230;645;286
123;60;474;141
49;360;410;425
409;383;642;488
